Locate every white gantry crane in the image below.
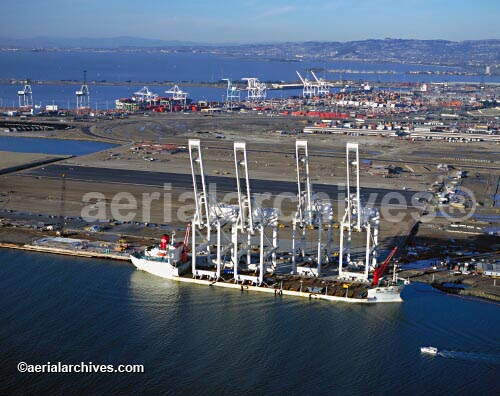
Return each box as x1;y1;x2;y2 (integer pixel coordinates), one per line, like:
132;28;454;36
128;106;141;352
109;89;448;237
310;70;330;97
166;85;188;107
75;70;90;111
242;78;266;102
296;71;318;99
133;86;158;106
189;139;239;280
292;140;333;277
17;79;33;110
338;143;379;282
222;78;241;108
233;142;279;285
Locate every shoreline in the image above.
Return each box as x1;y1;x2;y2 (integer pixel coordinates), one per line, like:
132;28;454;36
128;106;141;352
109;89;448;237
400;269;500;304
0;130;123;144
0;153;73;175
2;239;498;304
2;78;498;89
0;242;129;261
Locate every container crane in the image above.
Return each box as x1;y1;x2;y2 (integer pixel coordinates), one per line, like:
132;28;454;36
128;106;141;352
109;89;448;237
17;78;33;112
75;70;90;111
189;139;238;280
133;86;158;106
166;85;188;107
296;71;318;98
242;78;266;102
292;140;333;276
222;78;241;108
310;70;330;97
338;143;379;282
233;142;279;285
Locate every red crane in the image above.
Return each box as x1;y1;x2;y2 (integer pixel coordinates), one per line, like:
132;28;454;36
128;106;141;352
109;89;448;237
173;223;191;263
181;223;191;263
372;246;398;286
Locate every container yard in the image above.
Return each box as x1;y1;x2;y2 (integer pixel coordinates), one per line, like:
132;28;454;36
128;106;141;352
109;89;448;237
3;75;500;144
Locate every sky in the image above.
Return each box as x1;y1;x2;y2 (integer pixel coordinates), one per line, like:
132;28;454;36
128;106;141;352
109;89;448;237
1;0;499;43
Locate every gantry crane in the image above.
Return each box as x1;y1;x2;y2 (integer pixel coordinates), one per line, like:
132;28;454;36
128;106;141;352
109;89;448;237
75;70;90;111
310;70;330;97
189;139;238;280
292;140;333;277
232;142;279;285
17;78;33;111
296;71;318;99
222;78;241;108
166;85;188;107
133;86;158;106
338;143;379;281
242;78;266;102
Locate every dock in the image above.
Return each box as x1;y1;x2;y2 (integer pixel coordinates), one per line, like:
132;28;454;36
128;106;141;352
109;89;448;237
0;242;130;261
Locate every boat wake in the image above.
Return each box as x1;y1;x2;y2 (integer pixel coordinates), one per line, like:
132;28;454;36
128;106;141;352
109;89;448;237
438;350;500;364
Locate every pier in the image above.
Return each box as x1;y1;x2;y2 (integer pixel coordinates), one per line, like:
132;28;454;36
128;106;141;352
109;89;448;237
0;242;130;261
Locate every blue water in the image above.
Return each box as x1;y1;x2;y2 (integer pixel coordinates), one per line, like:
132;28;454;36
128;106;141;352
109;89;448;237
441;282;470;289
1;51;499;108
1;51;484;83
0;136;116;155
0;249;499;395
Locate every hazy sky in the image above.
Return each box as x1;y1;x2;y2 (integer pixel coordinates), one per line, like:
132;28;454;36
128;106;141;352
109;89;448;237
1;0;498;43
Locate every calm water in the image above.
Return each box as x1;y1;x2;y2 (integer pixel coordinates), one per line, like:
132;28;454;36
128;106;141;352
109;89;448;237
0;136;116;155
0;249;499;395
1;51;500;108
0;51;474;83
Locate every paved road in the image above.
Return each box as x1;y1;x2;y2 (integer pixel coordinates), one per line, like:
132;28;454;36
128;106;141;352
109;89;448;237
25;164;427;206
145;137;500;171
201;143;500;171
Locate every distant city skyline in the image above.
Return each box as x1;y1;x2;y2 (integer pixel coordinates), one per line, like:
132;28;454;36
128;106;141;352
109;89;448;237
1;0;499;43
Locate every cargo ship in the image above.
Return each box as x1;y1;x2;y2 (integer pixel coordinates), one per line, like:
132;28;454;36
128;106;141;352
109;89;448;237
130;227;191;278
131;231;408;304
131;140;408;303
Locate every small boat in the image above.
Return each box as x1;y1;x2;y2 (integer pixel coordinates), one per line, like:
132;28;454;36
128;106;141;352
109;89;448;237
420;346;439;355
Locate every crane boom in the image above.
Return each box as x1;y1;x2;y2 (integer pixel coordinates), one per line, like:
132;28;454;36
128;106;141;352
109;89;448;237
372;246;398;285
234;142;254;232
310;70;320;84
295;140;313;224
296;71;306;84
189;139;210;228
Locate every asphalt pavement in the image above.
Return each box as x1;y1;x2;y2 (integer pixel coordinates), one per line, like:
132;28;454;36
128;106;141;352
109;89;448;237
24;164;425;206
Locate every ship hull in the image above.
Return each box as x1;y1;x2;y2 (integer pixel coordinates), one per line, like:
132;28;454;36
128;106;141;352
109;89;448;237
367;284;405;302
130;255;190;278
130;254;406;303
